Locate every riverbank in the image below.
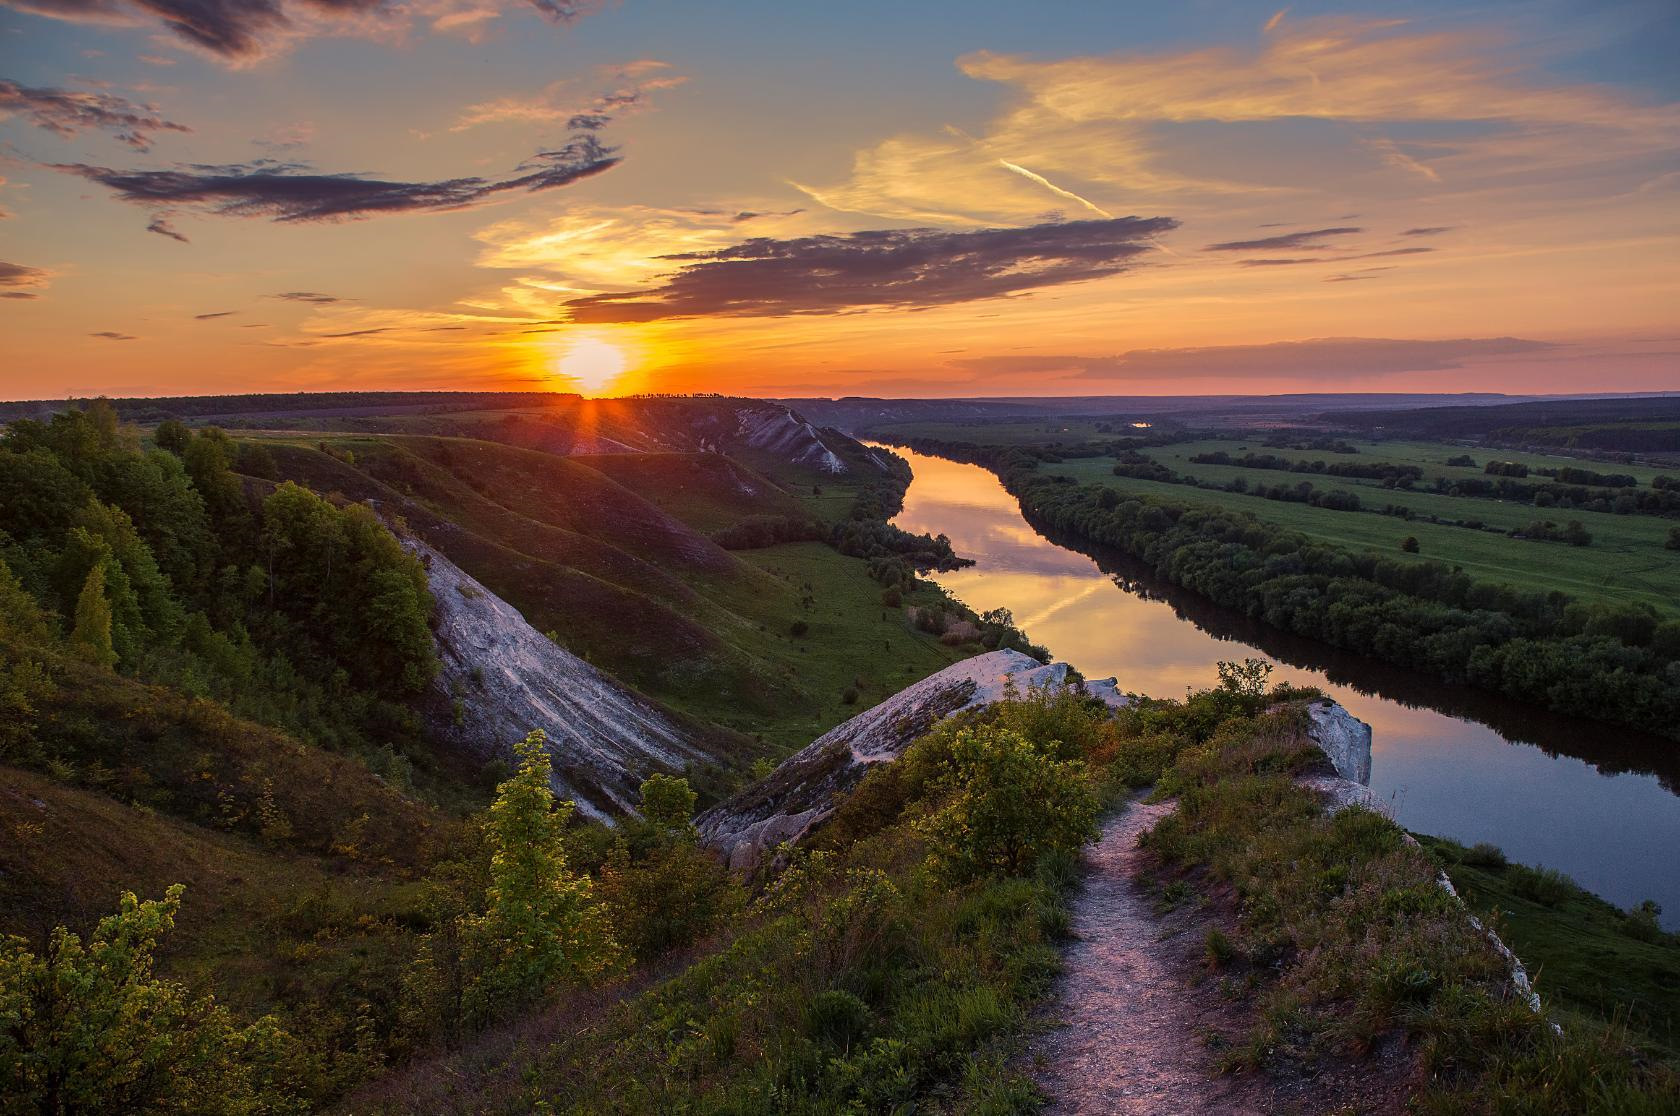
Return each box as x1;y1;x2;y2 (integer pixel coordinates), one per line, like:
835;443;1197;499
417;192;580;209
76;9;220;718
877;443;1680;927
886;435;1680;744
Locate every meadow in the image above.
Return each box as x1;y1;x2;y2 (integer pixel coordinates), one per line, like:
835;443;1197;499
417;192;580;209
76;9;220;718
873;423;1680;614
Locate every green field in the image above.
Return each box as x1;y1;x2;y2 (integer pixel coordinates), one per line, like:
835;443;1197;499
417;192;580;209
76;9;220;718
1044;452;1680;614
869;421;1680;612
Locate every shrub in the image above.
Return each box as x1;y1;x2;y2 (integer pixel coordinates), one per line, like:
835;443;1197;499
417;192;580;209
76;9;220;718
790;619;810;638
1401;536;1420;553
806;989;872;1050
1509;864;1580;907
914;724;1098;881
1461;842;1508;869
0;886;303;1112
436;731;621;1027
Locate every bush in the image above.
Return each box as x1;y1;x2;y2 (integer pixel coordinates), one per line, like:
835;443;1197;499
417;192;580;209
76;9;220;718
1509;864;1580;907
806;989;872;1050
790;619;809;638
0;885;303;1112
913;724;1098;881
1461;842;1508;869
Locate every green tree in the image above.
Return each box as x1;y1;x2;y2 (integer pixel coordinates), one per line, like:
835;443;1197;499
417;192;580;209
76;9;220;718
69;563;117;669
596;774;738;964
639;773;698;833
914;724;1097;881
0;885;301;1115
459;730;620;1022
153;419;192;455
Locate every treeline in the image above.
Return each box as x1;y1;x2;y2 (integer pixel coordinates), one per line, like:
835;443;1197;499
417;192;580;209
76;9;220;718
1485;460;1640;485
1441;473;1680;517
0;402;437;760
1113;453;1367;513
1190;451;1419;484
898;436;1680;742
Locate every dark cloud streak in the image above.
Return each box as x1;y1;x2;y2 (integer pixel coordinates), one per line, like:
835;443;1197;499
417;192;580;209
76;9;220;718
50;135;619;234
0;259;52;299
566;216;1178;323
0;79;190;150
952;337;1553;381
1206;226;1362;251
1;0;603;61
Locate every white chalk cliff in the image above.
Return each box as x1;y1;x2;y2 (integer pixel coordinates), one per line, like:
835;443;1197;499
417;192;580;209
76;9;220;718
408;536;708;822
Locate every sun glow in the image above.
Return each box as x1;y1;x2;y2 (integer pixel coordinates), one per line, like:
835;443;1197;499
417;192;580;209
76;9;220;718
556;335;629;395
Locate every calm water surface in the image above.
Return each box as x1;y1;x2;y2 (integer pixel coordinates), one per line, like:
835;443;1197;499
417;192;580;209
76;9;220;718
885;445;1680;926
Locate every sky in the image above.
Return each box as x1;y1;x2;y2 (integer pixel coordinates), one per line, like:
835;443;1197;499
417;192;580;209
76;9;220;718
1;0;1677;399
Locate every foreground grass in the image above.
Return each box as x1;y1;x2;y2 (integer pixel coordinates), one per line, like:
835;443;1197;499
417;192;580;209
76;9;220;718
1128;700;1680;1113
1421;836;1680;1065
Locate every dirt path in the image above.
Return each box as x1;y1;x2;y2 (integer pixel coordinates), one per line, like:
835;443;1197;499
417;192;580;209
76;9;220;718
1033;797;1270;1115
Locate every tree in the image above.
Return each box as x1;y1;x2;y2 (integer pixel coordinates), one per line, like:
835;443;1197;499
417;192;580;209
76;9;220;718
914;724;1097;881
596;774;740;963
639;772;698;833
1401;536;1420;553
153;419;192;455
458;730;619;1023
0;885;300;1114
1665;525;1679;551
69;563;117;668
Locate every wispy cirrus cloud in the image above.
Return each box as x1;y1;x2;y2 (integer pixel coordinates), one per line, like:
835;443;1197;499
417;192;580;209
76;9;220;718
194;309;237;319
0;0;605;62
0;259;53;299
89;329;136;340
794;15;1680;234
564;215;1177;322
0;78;190;150
50;133;620;239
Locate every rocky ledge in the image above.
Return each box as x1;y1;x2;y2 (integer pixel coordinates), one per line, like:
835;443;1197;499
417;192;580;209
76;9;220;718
697;649;1127;869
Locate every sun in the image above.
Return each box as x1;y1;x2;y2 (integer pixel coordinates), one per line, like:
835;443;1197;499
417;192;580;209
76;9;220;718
556;335;628;395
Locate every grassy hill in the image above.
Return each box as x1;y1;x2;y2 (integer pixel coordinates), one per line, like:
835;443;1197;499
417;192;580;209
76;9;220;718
245;432;970;753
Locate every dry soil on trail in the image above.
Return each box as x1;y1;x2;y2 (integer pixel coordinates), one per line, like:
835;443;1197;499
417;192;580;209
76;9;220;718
1033;796;1413;1115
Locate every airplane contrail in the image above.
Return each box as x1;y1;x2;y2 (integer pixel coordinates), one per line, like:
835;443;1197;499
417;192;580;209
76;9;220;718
998;160;1112;218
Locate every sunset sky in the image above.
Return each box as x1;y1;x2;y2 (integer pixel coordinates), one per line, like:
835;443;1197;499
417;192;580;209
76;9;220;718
2;0;1676;399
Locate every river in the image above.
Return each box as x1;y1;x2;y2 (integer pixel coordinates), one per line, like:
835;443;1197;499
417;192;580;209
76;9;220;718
884;444;1680;927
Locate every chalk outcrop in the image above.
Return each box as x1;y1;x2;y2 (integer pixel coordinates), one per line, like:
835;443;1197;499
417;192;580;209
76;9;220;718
409;536;708;821
733;404;850;474
1305;697;1372;784
697;649;1126;868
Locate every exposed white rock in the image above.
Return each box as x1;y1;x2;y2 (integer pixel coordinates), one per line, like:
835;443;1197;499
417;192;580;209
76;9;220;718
697;649;1124;868
1305;697;1372;784
734;404;851;474
407;536;708;822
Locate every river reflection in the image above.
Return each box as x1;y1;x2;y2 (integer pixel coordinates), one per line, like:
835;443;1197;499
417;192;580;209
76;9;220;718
884;445;1680;927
